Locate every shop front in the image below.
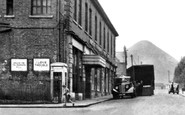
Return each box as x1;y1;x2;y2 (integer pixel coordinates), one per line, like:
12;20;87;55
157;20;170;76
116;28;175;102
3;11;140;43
83;55;106;99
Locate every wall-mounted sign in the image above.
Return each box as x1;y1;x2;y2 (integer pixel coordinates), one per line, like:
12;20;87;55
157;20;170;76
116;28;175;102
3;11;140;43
11;59;28;71
33;58;50;71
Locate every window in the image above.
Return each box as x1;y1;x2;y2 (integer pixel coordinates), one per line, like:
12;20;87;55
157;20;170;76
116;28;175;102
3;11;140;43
107;31;109;53
89;8;92;36
95;16;97;41
113;36;115;57
31;0;51;15
74;0;77;21
110;35;112;55
103;27;106;49
6;0;13;15
78;0;82;25
85;3;88;31
99;21;102;45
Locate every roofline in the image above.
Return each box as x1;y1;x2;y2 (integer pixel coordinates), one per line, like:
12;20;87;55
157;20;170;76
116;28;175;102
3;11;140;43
91;0;119;37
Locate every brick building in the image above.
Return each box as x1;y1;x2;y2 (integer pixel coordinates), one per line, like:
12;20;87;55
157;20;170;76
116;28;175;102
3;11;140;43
0;0;118;102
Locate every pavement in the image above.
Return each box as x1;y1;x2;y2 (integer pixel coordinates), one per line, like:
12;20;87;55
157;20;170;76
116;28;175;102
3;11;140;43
0;95;113;108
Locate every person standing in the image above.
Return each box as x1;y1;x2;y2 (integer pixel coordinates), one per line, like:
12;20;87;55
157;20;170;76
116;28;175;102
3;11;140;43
62;85;74;106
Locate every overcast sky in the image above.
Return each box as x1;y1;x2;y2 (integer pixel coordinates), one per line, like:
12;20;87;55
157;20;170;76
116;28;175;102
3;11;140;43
99;0;185;61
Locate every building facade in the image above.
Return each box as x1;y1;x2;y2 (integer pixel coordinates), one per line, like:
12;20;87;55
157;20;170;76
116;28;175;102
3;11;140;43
0;0;118;102
65;0;119;99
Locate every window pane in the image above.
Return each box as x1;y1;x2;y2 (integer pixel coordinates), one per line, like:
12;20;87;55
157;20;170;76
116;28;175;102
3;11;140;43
33;0;37;6
43;0;46;6
43;7;46;14
37;7;41;14
7;0;13;15
47;7;51;14
33;7;37;14
47;0;51;6
37;0;41;6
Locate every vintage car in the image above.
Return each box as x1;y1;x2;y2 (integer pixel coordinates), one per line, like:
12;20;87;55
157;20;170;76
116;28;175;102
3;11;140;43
112;75;137;99
168;82;179;94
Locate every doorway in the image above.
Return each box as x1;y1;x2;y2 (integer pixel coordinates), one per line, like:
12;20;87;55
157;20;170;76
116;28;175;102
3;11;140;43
53;72;62;101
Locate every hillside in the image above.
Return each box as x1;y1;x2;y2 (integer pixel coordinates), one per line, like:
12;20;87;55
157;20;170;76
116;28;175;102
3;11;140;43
117;40;178;84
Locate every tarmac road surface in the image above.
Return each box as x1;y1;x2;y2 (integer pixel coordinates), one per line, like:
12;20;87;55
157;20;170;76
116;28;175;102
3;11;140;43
1;89;185;115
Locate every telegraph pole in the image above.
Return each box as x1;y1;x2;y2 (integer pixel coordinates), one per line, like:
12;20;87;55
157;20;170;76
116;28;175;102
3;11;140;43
168;70;170;83
124;46;127;75
124;46;127;68
131;54;135;81
131;54;133;66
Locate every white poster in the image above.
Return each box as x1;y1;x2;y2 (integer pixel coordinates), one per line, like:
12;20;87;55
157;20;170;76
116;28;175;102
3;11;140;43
33;58;50;71
11;59;28;71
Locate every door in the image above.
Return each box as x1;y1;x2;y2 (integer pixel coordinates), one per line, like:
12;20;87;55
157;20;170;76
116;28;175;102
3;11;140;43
53;72;62;102
85;67;91;99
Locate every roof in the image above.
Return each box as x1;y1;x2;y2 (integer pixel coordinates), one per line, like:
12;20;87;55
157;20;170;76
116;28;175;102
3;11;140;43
91;0;119;37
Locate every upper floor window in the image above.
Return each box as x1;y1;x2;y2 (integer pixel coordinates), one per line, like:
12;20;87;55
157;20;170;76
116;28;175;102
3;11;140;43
78;0;82;25
95;16;97;41
107;31;109;53
6;0;13;15
74;0;77;21
110;35;112;55
89;8;92;36
31;0;51;15
103;27;106;50
99;21;102;45
85;3;88;31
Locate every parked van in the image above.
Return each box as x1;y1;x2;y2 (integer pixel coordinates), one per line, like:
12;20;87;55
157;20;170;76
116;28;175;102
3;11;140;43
112;75;136;99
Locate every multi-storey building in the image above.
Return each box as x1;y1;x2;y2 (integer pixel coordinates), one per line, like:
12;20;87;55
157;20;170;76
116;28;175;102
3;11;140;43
0;0;118;102
67;0;118;99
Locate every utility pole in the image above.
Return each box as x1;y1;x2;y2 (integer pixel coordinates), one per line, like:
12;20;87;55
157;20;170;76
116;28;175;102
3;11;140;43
131;54;133;66
124;46;127;75
131;54;135;81
168;70;170;83
58;0;62;62
124;46;127;67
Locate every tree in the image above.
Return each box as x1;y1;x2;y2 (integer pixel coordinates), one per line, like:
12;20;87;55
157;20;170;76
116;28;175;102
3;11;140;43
174;57;185;85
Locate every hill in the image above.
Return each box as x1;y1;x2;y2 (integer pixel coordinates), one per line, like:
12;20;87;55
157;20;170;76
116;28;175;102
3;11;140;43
116;40;178;84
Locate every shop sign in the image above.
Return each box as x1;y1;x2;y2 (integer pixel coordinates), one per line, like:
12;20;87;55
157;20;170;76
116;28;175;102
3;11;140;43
33;58;50;71
11;59;28;71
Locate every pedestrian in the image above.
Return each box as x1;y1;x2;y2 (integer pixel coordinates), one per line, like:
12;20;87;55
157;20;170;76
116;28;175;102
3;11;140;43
140;80;143;96
62;85;74;106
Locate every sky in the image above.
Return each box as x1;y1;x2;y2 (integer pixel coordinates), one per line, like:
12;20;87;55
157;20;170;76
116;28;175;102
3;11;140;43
99;0;185;62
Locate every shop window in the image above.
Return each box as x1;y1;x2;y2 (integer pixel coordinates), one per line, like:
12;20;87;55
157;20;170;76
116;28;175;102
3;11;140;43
31;0;51;15
72;47;83;93
6;0;13;15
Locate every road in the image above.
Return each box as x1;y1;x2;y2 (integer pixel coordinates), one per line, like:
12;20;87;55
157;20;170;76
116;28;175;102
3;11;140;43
0;89;185;115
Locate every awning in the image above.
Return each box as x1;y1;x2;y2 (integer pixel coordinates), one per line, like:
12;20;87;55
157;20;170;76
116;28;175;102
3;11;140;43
83;55;106;68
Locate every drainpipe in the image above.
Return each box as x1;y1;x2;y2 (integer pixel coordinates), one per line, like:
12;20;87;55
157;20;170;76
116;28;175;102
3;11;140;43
58;0;62;103
58;0;61;62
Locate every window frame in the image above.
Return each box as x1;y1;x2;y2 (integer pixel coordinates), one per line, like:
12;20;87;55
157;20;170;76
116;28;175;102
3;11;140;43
31;0;52;16
6;0;14;15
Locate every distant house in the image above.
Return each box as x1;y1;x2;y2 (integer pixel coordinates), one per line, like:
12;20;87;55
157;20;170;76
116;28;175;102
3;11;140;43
116;52;127;77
